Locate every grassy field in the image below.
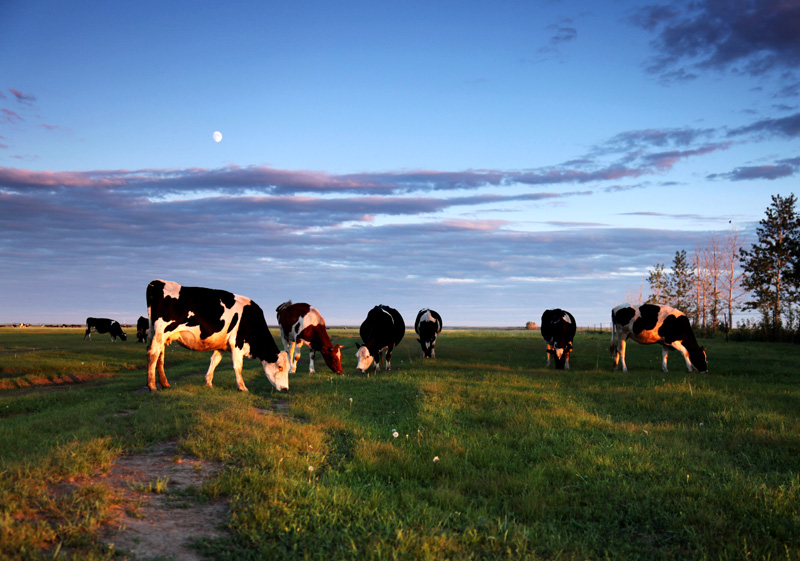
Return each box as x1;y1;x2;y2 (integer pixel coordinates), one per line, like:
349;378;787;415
1;326;799;560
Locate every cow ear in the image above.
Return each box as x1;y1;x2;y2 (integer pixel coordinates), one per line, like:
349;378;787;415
355;342;361;350
417;338;422;343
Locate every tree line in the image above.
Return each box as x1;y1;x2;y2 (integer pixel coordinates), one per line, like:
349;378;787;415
641;193;800;341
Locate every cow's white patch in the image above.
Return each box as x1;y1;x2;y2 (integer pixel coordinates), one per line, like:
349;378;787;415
163;281;181;300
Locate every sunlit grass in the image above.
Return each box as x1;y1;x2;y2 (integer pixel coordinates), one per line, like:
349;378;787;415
0;327;799;559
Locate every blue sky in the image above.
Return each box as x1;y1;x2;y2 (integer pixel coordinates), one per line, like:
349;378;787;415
1;0;799;327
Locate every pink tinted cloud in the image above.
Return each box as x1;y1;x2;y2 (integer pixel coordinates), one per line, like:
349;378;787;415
1;109;23;123
9;89;36;106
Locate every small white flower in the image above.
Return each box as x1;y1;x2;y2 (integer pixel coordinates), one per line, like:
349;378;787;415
433;456;439;462
392;430;399;438
308;465;314;472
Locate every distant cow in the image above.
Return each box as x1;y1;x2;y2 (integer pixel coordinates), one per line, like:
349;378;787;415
541;308;576;370
275;301;344;375
84;317;127;341
610;303;707;373
136;316;149;343
414;308;442;358
356;305;405;373
145;280;290;392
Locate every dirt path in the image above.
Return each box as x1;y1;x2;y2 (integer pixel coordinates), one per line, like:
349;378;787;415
97;441;229;560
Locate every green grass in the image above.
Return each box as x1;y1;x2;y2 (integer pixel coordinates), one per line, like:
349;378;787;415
1;327;799;560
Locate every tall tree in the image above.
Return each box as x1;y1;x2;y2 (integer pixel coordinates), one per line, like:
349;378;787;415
720;227;745;340
739;194;800;338
646;263;668;303
669;249;695;317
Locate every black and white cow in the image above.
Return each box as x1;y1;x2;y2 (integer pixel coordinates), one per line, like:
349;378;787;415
540;308;576;370
355;305;405;373
145;280;290;392
136;316;149;343
610;303;707;373
84;317;127;341
276;301;344;375
414;308;442;358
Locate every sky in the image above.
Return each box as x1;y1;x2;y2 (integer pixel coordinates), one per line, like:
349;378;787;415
1;0;799;327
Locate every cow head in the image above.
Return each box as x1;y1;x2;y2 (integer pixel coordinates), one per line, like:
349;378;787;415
547;342;573;370
322;344;345;374
262;351;290;391
355;343;374;372
689;346;708;373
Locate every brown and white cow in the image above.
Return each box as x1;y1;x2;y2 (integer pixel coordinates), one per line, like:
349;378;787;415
275;301;344;375
146;280;290;392
610;303;707;373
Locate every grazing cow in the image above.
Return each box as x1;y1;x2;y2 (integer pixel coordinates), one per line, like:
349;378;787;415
145;280;290;392
84;317;127;341
610;303;707;373
136;316;149;343
355;305;405;373
275;301;344;375
540;308;576;370
414;308;442;358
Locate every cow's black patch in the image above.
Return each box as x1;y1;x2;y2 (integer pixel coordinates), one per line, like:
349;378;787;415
633;304;660;334
227;313;239;334
613;306;636;327
237;301;280;362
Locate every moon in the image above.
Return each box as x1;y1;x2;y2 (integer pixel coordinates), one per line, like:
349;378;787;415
213;131;222;143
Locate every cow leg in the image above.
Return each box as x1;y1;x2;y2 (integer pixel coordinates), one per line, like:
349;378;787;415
564;351;571;370
661;346;670;372
619;339;628;373
205;350;224;387
230;347;249;392
146;344;159;391
385;347;393;371
308;348;316;374
156;350;169;388
146;340;169;391
670;342;694;372
288;341;298;373
545;343;552;367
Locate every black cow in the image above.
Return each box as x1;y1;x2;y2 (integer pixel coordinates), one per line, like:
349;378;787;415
84;317;127;341
540;308;576;370
610;303;707;373
414;308;442;358
136;316;149;343
145;280;290;392
355;305;405;373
